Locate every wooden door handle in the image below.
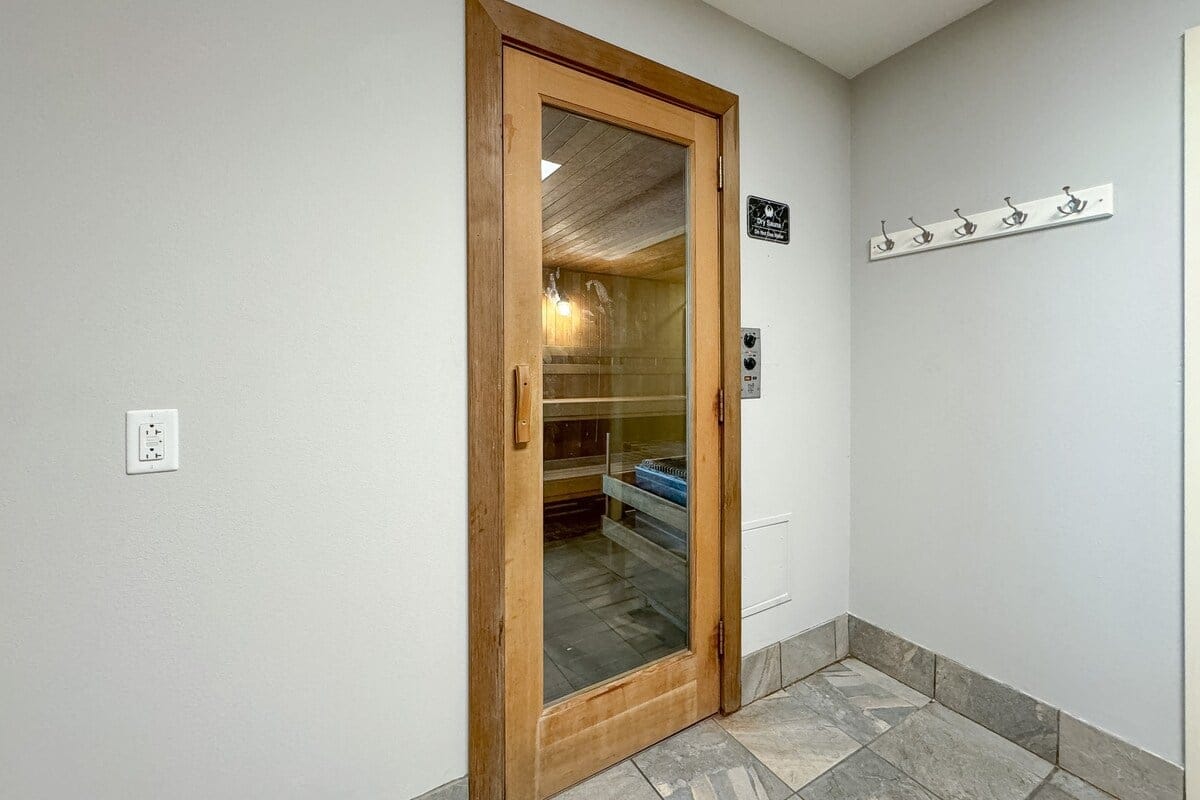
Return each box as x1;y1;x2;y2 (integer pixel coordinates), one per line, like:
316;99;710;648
514;364;532;445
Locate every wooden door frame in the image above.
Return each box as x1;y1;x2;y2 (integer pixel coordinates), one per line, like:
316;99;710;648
466;1;741;796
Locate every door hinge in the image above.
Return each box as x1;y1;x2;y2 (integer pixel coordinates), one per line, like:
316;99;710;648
717;619;726;658
718;156;724;191
717;388;725;424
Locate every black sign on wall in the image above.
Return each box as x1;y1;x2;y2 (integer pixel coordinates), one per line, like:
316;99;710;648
747;196;790;244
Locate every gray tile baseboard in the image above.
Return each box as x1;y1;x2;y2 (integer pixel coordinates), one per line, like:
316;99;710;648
935;655;1058;762
412;776;468;800
834;614;849;659
741;640;783;704
781;619;839;686
741;614;849;704
847;615;935;696
1059;713;1184;800
844;615;1183;800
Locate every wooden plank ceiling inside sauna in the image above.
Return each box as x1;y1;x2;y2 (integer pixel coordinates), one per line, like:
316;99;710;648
542;107;687;282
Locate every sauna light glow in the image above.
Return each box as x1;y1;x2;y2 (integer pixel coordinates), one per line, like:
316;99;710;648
546;267;571;316
541;160;562;180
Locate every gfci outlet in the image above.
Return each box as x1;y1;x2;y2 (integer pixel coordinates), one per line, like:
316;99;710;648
126;409;179;474
139;422;164;461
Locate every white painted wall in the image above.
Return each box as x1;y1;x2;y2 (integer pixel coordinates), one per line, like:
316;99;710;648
0;1;851;797
850;0;1196;764
1;3;468;799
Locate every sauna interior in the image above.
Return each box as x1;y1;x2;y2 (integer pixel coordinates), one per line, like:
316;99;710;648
540;106;693;702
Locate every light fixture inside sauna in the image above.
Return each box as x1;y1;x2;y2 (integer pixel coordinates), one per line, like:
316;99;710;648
546;267;572;316
541;160;562;180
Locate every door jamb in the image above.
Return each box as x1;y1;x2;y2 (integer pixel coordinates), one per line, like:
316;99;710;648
466;1;742;796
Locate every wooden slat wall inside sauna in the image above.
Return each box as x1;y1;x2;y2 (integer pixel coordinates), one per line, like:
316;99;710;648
542;266;686;468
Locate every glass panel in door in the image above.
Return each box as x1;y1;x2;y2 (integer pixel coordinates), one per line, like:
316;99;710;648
540;106;692;704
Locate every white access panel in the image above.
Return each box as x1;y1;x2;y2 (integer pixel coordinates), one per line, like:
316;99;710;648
741;514;791;617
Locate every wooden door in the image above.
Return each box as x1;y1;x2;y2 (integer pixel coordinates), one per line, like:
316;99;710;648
502;47;723;797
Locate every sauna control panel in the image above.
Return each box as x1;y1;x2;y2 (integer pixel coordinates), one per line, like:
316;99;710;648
741;327;761;399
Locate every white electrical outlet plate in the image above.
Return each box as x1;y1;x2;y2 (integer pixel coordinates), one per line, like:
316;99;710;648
126;409;179;474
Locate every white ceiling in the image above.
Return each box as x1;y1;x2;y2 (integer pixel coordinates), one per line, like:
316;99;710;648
701;0;993;78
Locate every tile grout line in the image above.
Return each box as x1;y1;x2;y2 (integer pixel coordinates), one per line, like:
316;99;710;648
733;652;856;796
790;693;951;800
628;714;793;800
1023;768;1058;800
856;704;957;800
718;707;806;796
628;755;667;800
788;744;866;799
1055;708;1062;767
781;657;940;799
932;652;938;699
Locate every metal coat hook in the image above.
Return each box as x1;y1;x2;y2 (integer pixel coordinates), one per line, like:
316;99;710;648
875;220;895;252
953;208;977;237
1057;185;1087;215
1002;196;1028;227
909;216;934;245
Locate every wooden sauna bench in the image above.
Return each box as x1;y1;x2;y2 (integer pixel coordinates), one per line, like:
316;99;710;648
542;395;685;422
542;347;686;422
544;437;688;581
598;472;687;580
543;440;682;502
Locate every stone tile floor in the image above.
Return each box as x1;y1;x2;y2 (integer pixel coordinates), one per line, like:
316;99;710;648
543;531;687;703
551;658;1115;800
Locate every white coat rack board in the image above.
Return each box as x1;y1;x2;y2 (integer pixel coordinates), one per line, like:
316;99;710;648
868;184;1114;261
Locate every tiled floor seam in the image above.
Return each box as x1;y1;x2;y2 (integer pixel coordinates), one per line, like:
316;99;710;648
1054;707;1062;769
855;715;951;800
731;677;856;797
1023;769;1058;800
791;724;950;800
779;658;839;693
733;649;945;798
787;744;866;798
627;754;663;799
712;712;815;797
625;711;795;800
792;729;949;800
778;676;943;800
